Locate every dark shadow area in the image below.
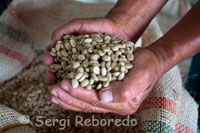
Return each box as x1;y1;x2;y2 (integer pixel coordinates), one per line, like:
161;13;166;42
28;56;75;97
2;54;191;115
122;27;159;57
0;0;12;15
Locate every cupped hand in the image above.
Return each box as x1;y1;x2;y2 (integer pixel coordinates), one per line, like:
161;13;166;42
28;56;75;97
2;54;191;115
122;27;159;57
43;17;135;82
47;17;132;51
47;48;164;115
43;16;165;115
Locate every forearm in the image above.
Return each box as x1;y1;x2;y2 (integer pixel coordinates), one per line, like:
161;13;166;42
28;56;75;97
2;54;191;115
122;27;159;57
107;0;168;42
148;1;200;74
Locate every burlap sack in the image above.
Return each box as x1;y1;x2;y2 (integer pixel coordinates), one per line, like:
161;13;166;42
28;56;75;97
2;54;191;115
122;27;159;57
0;4;35;83
0;104;36;133
139;19;198;132
0;0;198;132
0;0;114;83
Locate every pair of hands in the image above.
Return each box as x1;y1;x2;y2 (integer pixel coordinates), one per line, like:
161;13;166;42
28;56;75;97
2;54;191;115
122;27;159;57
43;17;164;115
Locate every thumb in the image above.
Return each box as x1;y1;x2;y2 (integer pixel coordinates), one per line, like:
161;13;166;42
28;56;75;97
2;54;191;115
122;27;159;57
99;82;133;103
99;87;113;103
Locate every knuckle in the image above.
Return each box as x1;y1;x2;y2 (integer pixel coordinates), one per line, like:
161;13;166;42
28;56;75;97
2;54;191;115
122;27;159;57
121;89;132;99
82;99;100;113
60;79;69;87
91;98;100;107
83;106;95;113
50;84;58;91
118;101;137;115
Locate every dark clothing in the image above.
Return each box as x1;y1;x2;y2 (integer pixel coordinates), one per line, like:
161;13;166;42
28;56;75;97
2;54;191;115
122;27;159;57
185;52;200;128
0;0;12;15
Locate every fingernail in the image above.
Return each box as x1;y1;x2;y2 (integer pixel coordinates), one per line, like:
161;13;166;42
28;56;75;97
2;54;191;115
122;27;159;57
51;90;58;97
52;98;59;105
61;82;69;91
100;90;113;103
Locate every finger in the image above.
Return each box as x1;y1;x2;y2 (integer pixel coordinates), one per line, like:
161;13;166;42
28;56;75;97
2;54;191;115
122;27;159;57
98;82;152;115
51;20;82;40
99;87;113;103
53;96;111;113
60;79;100;104
51;84;111;113
43;54;54;66
99;81;133;103
51;84;93;110
45;71;56;82
47;19;84;50
59;80;124;114
51;96;82;112
97;83;138;115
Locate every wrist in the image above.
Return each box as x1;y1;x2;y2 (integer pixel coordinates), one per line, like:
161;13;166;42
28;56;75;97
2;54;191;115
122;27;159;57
106;10;143;42
146;41;174;76
106;0;168;42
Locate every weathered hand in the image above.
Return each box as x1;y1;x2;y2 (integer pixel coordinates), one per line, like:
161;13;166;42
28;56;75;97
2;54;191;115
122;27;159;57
43;15;165;115
43;17;134;82
49;48;164;115
47;17;132;50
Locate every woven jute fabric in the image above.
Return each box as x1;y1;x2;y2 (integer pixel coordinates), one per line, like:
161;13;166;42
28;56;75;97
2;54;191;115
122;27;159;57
0;3;35;83
139;19;198;133
0;0;114;83
0;104;35;133
0;0;198;132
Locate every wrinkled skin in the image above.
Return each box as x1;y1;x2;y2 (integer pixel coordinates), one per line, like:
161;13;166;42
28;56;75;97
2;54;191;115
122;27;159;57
43;17;164;115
